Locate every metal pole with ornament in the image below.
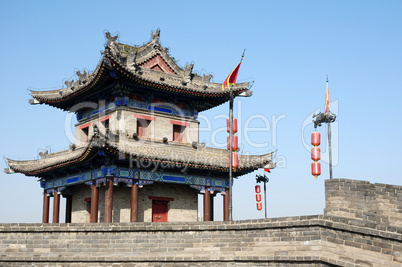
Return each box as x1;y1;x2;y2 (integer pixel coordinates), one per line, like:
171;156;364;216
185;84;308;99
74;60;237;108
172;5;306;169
255;168;270;219
311;77;336;179
227;94;239;221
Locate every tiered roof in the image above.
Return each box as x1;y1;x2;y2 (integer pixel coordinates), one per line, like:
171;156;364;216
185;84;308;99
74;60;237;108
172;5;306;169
6;30;274;180
7;134;273;178
29;30;250;112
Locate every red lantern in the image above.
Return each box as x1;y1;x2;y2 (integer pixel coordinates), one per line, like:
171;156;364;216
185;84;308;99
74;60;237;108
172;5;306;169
311;131;321;146
226;118;238;134
227;135;239;151
311;147;321;161
233;152;239;168
311;161;321;177
228;152;239;168
255;185;261;193
256;202;262;211
256;193;262;202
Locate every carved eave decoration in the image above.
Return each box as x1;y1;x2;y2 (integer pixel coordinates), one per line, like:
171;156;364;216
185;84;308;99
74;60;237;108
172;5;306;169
29;30;250;111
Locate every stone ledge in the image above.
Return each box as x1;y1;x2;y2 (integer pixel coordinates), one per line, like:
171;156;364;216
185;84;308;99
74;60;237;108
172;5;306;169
1;215;400;241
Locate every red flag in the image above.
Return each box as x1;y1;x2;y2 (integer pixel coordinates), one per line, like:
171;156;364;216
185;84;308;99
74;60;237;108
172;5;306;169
222;61;242;91
324;80;329;114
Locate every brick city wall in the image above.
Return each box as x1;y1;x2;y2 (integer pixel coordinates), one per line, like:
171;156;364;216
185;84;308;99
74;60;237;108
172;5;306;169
1;178;401;266
325;179;402;227
0;216;401;266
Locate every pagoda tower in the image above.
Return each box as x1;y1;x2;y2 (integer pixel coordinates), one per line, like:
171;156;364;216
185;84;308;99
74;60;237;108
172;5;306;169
5;30;274;223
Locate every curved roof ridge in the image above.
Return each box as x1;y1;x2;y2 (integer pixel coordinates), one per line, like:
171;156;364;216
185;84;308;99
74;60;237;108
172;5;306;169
105;137;273;172
30;56;108;103
5;134;274;177
6;145;92;175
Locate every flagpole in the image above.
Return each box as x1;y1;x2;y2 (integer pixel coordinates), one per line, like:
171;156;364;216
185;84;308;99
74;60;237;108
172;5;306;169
228;88;234;221
326;76;333;180
263;178;267;219
227;49;246;221
312;76;336;180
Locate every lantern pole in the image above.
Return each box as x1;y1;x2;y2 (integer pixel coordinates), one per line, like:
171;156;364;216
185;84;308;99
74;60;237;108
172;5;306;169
312;114;336;179
228;88;252;221
328;122;333;180
256;174;269;218
312;112;336;179
228;88;234;221
263;178;267;218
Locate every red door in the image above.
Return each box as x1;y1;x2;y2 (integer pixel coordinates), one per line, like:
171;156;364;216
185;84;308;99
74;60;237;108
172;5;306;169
152;200;168;222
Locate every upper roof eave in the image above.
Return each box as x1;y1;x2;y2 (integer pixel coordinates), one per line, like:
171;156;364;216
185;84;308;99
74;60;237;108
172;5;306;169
30;54;249;105
29;30;251;109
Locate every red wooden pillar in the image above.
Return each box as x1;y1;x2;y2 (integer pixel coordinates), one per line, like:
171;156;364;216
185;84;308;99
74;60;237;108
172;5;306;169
42;190;50;223
223;189;229;221
65;195;72;223
210;193;214;221
90;184;99;223
203;187;211;221
104;177;113;223
130;180;139;222
52;191;60;223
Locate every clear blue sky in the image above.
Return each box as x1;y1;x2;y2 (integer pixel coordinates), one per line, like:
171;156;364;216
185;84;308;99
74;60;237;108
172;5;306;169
1;1;401;223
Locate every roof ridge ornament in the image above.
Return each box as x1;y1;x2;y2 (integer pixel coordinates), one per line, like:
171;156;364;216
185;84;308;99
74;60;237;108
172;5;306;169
76;70;90;85
183;63;194;84
203;74;213;83
105;32;118;47
39;150;48;159
151;29;163;52
64;79;75;90
151;29;160;44
130;49;140;70
62;69;92;91
105;31;120;57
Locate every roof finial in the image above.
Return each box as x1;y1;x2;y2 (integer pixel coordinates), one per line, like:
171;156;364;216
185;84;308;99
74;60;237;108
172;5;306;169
105;31;118;47
151;28;161;44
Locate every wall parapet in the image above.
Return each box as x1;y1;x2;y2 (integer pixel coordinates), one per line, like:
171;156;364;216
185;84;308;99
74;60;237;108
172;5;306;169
1;215;401;266
325;178;402;227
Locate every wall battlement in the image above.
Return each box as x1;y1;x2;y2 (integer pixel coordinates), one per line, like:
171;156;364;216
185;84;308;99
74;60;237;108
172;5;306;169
1;215;401;266
1;179;401;266
325;179;402;227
